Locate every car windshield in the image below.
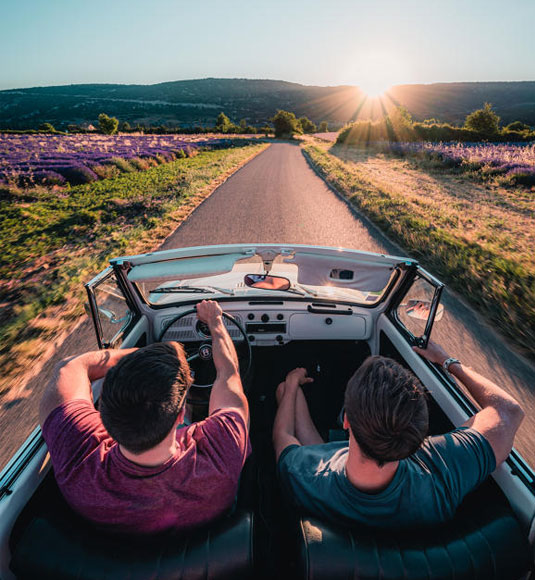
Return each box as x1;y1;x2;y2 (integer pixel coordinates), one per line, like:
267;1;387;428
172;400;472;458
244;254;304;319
132;255;398;306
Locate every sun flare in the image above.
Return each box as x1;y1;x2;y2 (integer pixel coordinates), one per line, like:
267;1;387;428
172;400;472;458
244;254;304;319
352;51;409;99
359;80;392;99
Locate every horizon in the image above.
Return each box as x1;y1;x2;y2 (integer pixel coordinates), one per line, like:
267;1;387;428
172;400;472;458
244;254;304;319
3;76;535;93
2;0;534;92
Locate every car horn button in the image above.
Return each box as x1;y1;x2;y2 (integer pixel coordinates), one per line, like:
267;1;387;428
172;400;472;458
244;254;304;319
199;344;213;361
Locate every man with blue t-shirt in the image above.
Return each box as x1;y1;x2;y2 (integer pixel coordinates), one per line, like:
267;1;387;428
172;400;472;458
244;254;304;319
273;341;524;528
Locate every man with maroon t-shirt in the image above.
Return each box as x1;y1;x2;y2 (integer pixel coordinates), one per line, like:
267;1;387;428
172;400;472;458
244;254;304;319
39;300;250;534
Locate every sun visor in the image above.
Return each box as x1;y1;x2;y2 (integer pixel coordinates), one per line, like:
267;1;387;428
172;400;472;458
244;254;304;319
284;253;396;292
127;253;247;282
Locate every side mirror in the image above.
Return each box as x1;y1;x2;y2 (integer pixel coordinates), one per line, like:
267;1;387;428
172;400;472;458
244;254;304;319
244;274;291;291
405;299;444;321
85;301;131;325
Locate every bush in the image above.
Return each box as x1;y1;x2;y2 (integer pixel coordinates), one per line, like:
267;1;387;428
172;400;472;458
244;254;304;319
56;165;99;185
500;129;531;142
98;113;119;135
215;112;232;133
92;164;121;179
319;121;328;132
38;122;56;132
337;107;415;144
109;157;136;173
272;110;303;137
505;121;531;132
129;157;151;170
299;116;317;134
505;167;535;186
34;170;66;186
464;103;500;135
338;116;535;145
412;123;482;142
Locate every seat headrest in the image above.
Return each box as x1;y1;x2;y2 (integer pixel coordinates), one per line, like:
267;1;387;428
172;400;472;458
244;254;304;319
299;500;531;580
10;501;253;580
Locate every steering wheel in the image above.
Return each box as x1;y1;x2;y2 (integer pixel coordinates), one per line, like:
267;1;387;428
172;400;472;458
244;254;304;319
158;307;252;388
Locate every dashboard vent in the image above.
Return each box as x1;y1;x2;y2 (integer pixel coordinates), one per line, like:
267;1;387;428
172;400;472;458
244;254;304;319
164;328;191;341
163;313;243;341
225;314;243;338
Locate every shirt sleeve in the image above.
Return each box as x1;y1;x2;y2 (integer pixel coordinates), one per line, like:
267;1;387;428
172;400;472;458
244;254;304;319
277;444;303;506
196;409;251;479
41;399;110;474
423;427;497;506
277;444;301;478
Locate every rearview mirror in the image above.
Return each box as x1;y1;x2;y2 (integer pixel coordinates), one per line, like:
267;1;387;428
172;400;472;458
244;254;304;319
405;299;444;321
244;274;291;291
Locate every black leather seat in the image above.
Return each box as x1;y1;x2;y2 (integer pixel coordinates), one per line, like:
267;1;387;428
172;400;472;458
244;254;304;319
10;475;254;580
298;485;532;580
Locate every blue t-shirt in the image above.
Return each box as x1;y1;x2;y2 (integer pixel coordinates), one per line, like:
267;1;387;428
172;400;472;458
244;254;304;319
278;427;496;528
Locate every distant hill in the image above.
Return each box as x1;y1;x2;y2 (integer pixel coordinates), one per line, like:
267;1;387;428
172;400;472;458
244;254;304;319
389;82;535;126
0;78;534;130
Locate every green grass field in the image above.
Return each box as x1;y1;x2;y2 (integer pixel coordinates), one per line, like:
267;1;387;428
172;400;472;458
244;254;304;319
0;142;268;395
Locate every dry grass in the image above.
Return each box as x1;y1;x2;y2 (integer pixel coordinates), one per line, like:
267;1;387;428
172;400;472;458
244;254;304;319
304;140;535;359
333;146;535;270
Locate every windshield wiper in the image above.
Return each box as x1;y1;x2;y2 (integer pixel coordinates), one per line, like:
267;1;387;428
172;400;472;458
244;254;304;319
209;286;235;296
150;286;214;294
294;283;318;297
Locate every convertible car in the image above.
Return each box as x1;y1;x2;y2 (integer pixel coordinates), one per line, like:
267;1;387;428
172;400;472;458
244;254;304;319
1;243;534;579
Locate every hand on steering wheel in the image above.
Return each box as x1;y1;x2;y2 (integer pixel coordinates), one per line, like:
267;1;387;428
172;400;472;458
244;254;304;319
195;300;223;329
158;301;251;389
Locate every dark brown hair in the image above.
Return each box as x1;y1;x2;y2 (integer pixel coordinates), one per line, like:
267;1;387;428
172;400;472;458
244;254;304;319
100;342;192;453
344;356;428;466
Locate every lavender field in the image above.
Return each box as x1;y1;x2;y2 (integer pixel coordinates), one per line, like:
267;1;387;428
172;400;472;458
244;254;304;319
386;142;535;186
0;134;229;187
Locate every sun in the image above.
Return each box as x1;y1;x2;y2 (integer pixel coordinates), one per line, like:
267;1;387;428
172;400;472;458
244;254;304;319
359;80;392;99
351;51;408;99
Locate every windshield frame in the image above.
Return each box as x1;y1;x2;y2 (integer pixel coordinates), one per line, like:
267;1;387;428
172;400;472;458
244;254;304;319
114;243;413;311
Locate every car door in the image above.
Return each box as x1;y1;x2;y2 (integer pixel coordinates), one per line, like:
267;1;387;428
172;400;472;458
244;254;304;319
85;266;139;349
378;265;535;544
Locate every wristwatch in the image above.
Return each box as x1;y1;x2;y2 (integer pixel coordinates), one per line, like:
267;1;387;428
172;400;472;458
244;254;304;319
442;357;461;373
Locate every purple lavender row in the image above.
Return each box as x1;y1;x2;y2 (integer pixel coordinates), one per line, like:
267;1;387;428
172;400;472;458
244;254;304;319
377;141;535;184
0;134;230;187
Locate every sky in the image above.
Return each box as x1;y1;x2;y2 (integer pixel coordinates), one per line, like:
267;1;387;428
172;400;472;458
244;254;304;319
1;0;534;91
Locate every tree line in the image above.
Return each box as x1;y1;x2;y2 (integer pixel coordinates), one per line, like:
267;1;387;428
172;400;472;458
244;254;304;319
10;103;532;143
3;111;329;137
337;103;535;145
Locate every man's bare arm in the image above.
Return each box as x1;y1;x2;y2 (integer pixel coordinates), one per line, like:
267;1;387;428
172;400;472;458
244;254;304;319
294;381;324;446
273;368;313;460
39;348;136;426
196;300;249;424
273;381;300;461
414;341;524;466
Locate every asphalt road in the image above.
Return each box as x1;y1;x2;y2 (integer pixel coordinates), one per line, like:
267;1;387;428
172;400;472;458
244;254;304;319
1;142;534;472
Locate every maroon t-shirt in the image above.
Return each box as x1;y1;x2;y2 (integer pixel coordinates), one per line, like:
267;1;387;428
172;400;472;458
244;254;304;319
42;399;250;534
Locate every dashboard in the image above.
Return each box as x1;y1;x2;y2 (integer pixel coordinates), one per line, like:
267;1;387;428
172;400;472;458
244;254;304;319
157;301;372;346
